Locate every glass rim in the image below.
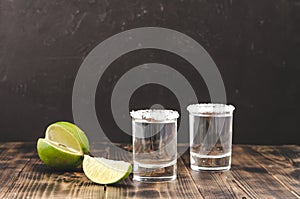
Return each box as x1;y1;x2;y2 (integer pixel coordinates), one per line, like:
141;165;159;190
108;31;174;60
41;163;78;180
130;109;179;121
187;103;235;115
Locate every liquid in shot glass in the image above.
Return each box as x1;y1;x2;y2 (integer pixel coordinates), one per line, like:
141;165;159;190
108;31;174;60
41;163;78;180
130;109;179;182
187;104;235;171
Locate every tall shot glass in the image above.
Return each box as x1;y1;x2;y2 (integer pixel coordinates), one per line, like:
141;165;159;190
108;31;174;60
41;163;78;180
130;109;179;182
187;104;235;171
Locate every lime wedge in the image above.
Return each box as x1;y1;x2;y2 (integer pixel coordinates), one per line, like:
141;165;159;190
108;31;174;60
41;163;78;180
54;121;90;154
45;122;90;154
83;155;132;184
37;138;83;170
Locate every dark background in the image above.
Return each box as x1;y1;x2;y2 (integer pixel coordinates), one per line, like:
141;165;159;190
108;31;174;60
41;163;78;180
0;0;299;144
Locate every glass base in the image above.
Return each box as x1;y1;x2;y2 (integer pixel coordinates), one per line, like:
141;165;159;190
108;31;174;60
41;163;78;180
190;152;231;171
133;175;176;182
191;165;230;171
133;162;177;182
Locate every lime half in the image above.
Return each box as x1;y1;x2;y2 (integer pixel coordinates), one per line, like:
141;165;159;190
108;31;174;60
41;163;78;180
37;138;83;170
37;122;90;170
83;155;132;184
45;122;90;154
54;122;90;154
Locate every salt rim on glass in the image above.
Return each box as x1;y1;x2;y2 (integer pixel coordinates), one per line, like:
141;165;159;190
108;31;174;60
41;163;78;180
130;109;179;122
187;103;235;116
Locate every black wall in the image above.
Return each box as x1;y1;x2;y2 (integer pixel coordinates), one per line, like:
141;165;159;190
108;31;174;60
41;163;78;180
0;0;299;144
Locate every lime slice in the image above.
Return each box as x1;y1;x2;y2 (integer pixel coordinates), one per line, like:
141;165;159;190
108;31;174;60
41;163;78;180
45;122;90;154
54;121;90;154
37;138;83;170
83;155;132;184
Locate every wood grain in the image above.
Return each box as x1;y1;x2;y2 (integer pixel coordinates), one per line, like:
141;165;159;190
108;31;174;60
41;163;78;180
230;145;299;199
0;142;35;198
0;142;299;198
0;142;108;199
250;145;300;198
106;144;203;199
181;148;253;199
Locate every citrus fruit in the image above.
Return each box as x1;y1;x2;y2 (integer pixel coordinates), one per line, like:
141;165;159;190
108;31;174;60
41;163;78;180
53;121;90;154
82;155;132;184
37;138;83;170
37;122;89;170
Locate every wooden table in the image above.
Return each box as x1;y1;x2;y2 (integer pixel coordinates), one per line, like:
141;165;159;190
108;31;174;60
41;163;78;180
0;142;299;199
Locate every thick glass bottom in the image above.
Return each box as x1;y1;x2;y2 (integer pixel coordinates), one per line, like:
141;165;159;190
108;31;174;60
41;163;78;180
133;162;177;182
190;152;231;171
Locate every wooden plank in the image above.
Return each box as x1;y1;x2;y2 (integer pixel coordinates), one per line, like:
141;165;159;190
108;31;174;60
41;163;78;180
248;145;300;198
2;142;107;199
181;148;250;199
0;142;35;198
1;142;299;198
3;157;103;199
230;145;298;199
105;143;204;199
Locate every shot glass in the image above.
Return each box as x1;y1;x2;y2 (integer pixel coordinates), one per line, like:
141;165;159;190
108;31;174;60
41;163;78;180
130;109;179;182
187;103;235;171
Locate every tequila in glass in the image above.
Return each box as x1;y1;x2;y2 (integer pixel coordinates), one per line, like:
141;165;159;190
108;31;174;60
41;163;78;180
187;104;235;171
130;109;179;182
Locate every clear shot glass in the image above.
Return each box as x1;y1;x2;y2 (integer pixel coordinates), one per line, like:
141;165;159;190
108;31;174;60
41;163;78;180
187;104;235;171
130;109;179;182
